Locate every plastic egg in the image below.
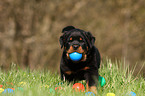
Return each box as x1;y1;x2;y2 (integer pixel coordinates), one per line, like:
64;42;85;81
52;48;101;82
128;91;136;96
49;88;55;94
85;92;95;96
15;87;23;92
0;85;3;88
55;86;63;91
19;82;26;86
99;76;106;87
0;88;4;93
2;88;14;93
107;93;115;96
72;83;85;92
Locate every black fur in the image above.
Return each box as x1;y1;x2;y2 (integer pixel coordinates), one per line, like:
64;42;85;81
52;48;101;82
59;26;101;87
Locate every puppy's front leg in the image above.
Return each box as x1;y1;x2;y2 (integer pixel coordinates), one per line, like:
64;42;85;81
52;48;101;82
85;71;99;94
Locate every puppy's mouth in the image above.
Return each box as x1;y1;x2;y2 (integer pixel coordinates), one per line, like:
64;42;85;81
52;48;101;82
66;46;87;61
67;46;84;53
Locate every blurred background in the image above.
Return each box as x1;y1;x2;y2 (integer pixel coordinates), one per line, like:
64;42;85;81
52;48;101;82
0;0;145;76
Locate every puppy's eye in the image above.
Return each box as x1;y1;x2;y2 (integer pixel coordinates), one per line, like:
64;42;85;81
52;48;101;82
79;37;83;41
69;37;73;41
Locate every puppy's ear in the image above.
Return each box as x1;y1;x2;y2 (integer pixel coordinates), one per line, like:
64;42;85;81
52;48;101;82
60;26;75;48
59;36;64;49
62;26;75;33
86;32;95;48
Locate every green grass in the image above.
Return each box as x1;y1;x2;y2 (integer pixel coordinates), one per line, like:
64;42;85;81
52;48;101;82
0;59;144;96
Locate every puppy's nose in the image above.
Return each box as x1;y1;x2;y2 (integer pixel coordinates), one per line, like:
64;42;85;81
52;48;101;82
73;45;79;50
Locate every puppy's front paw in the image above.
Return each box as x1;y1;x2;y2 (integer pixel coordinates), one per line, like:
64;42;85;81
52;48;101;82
88;86;97;95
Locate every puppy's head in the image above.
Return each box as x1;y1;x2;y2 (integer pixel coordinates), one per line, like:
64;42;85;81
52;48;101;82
59;26;95;61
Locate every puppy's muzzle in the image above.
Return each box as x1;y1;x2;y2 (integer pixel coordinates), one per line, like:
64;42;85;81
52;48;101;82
72;44;80;50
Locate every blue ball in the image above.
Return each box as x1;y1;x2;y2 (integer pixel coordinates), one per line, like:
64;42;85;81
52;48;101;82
69;52;82;61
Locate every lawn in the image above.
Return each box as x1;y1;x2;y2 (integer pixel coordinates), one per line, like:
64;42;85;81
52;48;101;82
0;59;144;96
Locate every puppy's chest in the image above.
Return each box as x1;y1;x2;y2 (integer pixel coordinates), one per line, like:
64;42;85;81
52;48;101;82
64;66;90;75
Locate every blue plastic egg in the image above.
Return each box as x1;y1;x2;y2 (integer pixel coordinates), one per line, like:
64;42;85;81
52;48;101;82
69;52;82;61
2;88;14;94
85;92;95;96
128;91;136;96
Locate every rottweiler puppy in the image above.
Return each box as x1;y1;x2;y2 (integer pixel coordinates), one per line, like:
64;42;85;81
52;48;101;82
59;26;101;94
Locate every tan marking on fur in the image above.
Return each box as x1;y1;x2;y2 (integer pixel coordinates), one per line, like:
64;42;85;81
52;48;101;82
67;46;84;53
65;71;72;75
87;46;88;51
67;46;87;61
86;82;97;94
66;53;70;59
67;46;74;53
89;86;97;94
86;82;89;91
77;46;84;53
82;67;90;70
81;54;87;61
86;86;97;94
